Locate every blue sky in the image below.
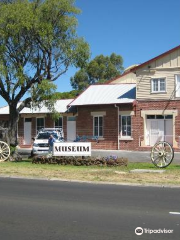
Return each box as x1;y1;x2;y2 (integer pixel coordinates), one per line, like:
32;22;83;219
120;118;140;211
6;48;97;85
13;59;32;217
61;0;180;90
0;0;180;107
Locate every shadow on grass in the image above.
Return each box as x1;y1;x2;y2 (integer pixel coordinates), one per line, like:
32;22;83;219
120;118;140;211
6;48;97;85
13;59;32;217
10;159;32;164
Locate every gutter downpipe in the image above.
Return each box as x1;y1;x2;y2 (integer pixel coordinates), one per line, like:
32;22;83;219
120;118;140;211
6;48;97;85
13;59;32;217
115;104;120;150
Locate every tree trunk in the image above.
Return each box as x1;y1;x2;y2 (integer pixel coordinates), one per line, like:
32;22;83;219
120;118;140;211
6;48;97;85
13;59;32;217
7;104;19;147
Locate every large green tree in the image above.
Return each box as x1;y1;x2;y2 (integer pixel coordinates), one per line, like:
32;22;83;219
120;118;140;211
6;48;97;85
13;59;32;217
0;0;90;147
70;53;124;90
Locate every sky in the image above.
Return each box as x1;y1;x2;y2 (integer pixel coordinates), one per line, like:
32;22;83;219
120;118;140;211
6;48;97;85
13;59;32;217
58;0;180;91
0;0;180;107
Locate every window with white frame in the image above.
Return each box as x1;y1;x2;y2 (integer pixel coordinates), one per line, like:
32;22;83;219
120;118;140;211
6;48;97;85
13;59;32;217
175;74;180;97
151;78;166;93
55;117;63;129
94;116;103;137
121;115;131;137
36;118;44;132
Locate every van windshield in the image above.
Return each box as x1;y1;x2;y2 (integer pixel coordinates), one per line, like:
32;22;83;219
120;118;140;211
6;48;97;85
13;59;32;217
36;132;58;140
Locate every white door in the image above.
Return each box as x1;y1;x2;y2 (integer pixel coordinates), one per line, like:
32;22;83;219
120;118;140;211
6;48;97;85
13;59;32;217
67;117;76;141
146;119;164;146
146;120;151;146
24;118;32;145
165;119;173;145
150;120;164;146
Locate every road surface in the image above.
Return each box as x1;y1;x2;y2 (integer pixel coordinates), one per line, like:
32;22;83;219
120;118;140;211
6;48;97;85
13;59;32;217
0;177;180;240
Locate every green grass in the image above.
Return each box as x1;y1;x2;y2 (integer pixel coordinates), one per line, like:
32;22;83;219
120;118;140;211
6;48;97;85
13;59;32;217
1;159;180;171
0;159;180;185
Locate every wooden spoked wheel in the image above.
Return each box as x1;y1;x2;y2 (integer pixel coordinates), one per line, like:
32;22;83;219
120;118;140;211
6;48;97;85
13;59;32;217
0;141;10;162
151;141;174;168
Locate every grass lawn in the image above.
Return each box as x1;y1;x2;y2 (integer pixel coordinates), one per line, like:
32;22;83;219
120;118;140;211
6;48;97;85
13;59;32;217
0;159;180;186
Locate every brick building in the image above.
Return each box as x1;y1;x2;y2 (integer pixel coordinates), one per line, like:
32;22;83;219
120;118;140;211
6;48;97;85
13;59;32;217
69;84;136;150
108;45;180;151
0;99;72;148
0;45;180;151
69;45;180;151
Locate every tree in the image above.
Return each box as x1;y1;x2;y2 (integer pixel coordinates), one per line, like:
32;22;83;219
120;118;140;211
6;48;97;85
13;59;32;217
70;53;124;90
56;90;81;99
0;0;90;147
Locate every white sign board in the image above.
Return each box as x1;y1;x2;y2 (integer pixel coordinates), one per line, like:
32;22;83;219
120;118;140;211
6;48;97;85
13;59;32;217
53;142;91;156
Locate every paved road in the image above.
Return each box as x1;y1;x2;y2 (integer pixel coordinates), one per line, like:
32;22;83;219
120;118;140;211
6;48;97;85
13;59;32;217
0;178;180;240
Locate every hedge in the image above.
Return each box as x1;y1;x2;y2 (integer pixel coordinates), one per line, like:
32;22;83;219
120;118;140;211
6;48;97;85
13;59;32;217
32;155;128;167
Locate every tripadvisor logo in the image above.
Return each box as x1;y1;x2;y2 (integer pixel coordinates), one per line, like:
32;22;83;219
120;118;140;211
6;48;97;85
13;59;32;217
135;227;174;235
135;227;143;235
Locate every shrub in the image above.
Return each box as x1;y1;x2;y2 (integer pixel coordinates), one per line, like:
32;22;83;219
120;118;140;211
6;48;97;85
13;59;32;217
32;155;128;167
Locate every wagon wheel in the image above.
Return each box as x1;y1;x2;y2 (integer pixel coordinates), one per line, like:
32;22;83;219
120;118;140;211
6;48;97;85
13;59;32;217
151;141;174;168
0;141;10;162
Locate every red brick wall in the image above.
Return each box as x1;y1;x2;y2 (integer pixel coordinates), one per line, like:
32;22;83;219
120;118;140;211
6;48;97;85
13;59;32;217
17;114;66;146
75;101;180;151
45;114;54;128
18;114;56;146
119;104;140;151
32;117;36;138
0;113;65;146
2;100;180;151
0;115;9;121
118;100;180;151
136;100;180;151
76;105;120;150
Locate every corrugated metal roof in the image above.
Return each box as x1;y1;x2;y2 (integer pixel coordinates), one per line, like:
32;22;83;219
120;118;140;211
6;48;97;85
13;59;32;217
0;99;73;115
70;84;136;106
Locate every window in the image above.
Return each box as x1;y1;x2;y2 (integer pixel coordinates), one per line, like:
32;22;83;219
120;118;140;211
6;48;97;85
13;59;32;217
175;75;180;97
147;115;155;119
25;118;32;122
121;116;131;137
147;115;173;120
165;115;173;119
67;117;76;121
55;117;63;129
94;116;103;137
156;115;164;119
151;78;166;93
36;118;44;132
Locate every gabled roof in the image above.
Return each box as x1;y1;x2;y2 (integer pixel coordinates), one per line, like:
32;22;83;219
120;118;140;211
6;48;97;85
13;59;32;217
0;99;73;115
131;45;180;72
69;84;136;106
108;45;180;83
